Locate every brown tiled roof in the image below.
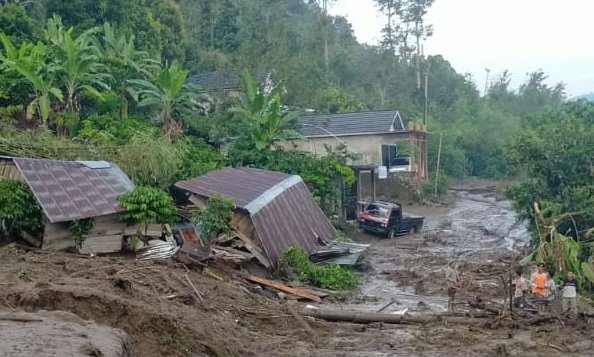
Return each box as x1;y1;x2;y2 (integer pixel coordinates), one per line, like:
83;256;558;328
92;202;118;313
11;157;134;223
175;167;336;265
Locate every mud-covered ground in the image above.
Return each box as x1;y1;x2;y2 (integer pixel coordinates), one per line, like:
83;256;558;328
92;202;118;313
0;182;593;356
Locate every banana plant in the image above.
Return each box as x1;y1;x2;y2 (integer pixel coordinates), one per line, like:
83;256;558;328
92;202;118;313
0;33;63;125
529;201;594;284
94;22;159;120
235;69;302;150
128;60;192;141
45;15;110;114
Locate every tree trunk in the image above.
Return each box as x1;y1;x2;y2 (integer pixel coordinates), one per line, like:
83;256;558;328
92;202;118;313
162;106;172;142
301;308;485;326
323;0;329;77
120;92;128;120
415;22;421;91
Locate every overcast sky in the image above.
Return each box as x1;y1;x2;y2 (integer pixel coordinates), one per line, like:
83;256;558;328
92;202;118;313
328;0;594;97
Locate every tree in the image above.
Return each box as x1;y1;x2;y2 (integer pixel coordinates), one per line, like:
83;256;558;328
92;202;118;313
44;15;110;116
235;70;301;150
95;22;158;120
118;186;178;236
128;60;192;141
0;34;63;125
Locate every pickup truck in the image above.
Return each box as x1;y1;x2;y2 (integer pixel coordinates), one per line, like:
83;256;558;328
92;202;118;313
358;201;424;239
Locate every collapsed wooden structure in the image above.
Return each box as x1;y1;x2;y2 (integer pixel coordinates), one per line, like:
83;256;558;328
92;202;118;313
175;167;337;268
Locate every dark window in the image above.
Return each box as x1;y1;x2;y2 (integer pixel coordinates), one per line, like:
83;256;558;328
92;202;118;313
391;157;410;166
381;145;397;167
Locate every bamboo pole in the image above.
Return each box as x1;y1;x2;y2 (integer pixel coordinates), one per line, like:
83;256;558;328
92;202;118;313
434;132;443;195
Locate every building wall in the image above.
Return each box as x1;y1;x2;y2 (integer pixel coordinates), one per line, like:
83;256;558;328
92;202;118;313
43;213;127;252
281;133;410;166
359;171;420;203
0;159;23;180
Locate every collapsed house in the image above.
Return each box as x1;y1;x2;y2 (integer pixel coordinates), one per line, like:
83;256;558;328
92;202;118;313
0;156;134;253
175;167;336;268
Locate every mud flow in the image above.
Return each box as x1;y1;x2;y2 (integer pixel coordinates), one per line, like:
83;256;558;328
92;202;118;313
0;185;593;357
339;189;530;314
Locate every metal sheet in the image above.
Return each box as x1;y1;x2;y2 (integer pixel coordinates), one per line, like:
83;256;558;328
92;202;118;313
251;181;336;265
175;167;291;208
175;168;336;266
12;157;134;223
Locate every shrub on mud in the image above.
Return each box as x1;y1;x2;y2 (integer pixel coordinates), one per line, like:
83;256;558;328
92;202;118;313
279;246;358;290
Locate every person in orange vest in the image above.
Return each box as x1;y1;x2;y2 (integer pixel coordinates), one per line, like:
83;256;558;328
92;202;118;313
530;263;547;311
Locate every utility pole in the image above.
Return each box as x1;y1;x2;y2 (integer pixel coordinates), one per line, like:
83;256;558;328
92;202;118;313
484;68;491;97
423;62;430;126
434;132;443;195
423;61;430;180
323;0;329;76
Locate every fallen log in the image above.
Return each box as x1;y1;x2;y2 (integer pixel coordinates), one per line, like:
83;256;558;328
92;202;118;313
468;300;502;315
246;275;322;303
301;309;485;326
286;303;316;340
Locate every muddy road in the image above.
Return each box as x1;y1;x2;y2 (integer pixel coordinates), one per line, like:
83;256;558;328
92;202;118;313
339;188;531;314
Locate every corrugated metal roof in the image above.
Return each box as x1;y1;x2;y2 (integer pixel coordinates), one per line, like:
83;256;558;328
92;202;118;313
294;110;405;137
175;167;292;208
251;180;335;265
11;157;134;223
175;167;336;265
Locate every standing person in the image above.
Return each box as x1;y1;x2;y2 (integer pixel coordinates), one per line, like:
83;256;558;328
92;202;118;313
514;268;527;309
559;271;579;314
544;271;556;311
530;263;546;311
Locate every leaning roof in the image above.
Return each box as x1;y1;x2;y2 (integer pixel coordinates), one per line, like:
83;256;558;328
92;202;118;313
6;157;134;223
294;110;405;137
175;167;336;264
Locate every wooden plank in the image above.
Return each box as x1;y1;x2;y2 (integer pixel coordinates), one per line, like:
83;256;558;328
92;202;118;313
235;230;272;269
246;275;321;303
123;223;162;237
79;234;123;254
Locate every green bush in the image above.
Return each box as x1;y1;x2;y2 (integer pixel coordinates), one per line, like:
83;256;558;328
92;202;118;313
421;174;450;198
118;186;178;225
193;195;235;241
0;179;42;236
279;246;358;290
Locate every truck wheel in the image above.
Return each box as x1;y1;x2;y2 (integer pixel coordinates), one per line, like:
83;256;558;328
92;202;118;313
387;229;395;239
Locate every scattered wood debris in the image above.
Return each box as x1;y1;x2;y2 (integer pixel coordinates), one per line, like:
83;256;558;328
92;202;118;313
246;275;322;303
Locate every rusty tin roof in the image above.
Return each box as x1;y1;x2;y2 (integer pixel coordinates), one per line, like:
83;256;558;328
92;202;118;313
175;167;336;265
10;157;134;223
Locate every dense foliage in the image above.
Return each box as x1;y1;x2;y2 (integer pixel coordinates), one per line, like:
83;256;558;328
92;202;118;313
193;195;235;241
0;179;42;235
0;0;568;184
279;246;358;290
118;186;178;227
506;101;594;282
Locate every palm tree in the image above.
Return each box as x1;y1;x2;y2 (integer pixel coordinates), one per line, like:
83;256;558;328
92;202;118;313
128;60;192;141
238;70;301;150
0;33;63;126
95;22;158;120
